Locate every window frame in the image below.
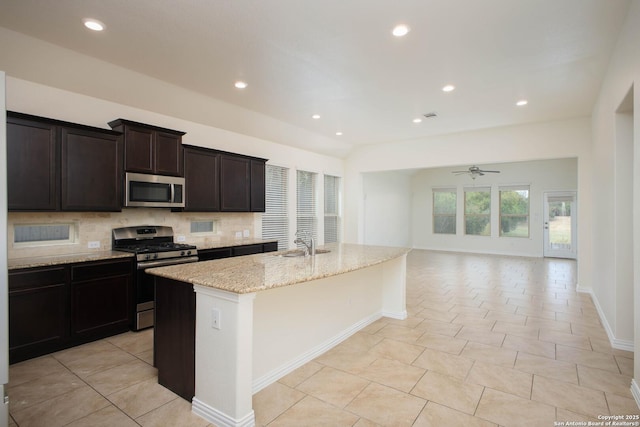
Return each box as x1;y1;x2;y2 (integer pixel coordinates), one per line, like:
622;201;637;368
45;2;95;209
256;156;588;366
499;185;530;238
324;174;341;243
432;188;457;235
464;187;491;236
262;164;290;251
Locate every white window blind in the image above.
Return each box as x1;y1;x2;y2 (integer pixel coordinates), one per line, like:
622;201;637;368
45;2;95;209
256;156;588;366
296;170;317;245
324;175;341;243
262;165;289;250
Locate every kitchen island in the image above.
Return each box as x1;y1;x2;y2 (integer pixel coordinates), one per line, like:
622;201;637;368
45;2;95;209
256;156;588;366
147;242;410;427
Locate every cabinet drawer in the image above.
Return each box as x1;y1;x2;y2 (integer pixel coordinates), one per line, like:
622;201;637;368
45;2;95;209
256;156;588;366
9;267;67;290
232;244;263;256
71;259;132;282
198;248;232;261
263;242;278;253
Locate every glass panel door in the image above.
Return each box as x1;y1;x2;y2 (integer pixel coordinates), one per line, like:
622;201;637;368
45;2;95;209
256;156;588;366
543;192;577;259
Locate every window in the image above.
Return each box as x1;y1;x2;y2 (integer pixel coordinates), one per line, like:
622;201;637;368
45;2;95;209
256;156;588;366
433;189;456;234
296;170;318;244
14;223;76;246
464;187;491;236
262;165;289;250
500;186;530;237
324;175;341;243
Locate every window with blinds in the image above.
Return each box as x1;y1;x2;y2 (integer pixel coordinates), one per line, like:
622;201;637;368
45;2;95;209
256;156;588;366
324;175;341;243
296;170;318;245
262;165;289;250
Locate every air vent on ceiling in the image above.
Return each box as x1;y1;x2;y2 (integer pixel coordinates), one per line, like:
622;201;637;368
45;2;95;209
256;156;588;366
423;112;438;119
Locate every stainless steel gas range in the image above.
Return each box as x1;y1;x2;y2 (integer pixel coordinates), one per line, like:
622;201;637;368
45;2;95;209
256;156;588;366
112;225;198;330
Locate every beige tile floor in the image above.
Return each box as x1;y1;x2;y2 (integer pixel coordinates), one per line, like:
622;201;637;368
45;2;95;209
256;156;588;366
7;250;640;426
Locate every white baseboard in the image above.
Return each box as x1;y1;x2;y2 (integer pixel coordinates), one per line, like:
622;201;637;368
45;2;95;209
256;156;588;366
578;287;635;352
631;379;640;410
252;312;382;394
382;310;407;320
192;397;255;427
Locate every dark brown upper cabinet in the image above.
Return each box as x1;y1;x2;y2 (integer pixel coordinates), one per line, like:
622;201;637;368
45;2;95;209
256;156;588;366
61;127;122;211
109;119;185;177
7;112;123;212
250;159;266;212
220;154;251;211
183;145;220;211
182;145;266;213
7;114;59;211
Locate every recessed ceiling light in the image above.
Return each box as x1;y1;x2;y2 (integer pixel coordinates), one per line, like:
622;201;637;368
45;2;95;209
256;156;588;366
516;99;528;106
312;114;321;120
234;81;248;89
442;84;455;92
83;18;105;31
335;131;343;136
412;118;423;123
392;24;410;37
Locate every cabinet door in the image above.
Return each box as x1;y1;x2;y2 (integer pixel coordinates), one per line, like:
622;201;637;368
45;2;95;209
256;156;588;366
7;115;59;210
61;127;122;211
184;147;220;211
155;131;184;176
9;267;69;363
70;259;133;339
124;126;155;173
220;154;250;212
250;159;266;212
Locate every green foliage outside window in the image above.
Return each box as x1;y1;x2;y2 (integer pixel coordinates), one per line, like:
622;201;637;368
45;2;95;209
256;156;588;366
500;189;529;237
465;190;490;236
433;190;456;234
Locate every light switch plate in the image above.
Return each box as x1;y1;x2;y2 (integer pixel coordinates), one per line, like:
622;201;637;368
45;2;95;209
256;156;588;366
88;241;100;249
211;308;221;330
176;235;186;242
243;229;250;237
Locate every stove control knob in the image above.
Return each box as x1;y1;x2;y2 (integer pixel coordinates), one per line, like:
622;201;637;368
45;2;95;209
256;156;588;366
145;254;151;261
153;253;159;259
180;251;186;256
187;250;192;256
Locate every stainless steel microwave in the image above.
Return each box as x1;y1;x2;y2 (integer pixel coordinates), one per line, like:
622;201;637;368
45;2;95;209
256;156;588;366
125;172;185;208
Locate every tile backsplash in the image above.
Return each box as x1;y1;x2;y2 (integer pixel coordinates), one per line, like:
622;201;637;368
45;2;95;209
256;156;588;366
7;209;261;259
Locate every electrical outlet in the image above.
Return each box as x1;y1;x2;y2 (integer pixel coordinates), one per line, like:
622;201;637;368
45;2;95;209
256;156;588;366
176;235;186;242
243;229;250;237
235;231;242;239
88;241;100;249
211;308;221;330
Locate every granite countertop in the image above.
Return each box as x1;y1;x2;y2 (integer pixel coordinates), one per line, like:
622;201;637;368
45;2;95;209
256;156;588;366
8;250;134;270
146;243;411;294
7;239;278;270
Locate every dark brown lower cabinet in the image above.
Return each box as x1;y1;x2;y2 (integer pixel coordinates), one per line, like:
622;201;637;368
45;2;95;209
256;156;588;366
9;267;69;364
71;259;133;339
8;258;134;364
154;277;195;401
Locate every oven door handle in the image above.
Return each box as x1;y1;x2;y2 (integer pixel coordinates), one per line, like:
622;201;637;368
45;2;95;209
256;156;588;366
137;256;199;270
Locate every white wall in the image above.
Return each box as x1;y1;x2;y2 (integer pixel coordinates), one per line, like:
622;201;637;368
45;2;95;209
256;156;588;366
589;0;640;388
362;172;412;247
410;159;577;257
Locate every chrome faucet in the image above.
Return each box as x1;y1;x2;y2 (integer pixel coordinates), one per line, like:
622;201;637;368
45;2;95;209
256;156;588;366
294;230;315;256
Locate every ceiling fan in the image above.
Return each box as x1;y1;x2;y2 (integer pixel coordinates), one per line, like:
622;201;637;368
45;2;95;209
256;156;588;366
452;165;500;180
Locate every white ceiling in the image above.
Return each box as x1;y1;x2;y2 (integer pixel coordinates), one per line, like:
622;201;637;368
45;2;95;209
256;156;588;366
0;0;631;156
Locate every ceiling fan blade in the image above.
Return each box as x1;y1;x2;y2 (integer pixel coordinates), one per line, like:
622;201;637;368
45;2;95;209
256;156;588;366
480;170;500;173
452;170;470;174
